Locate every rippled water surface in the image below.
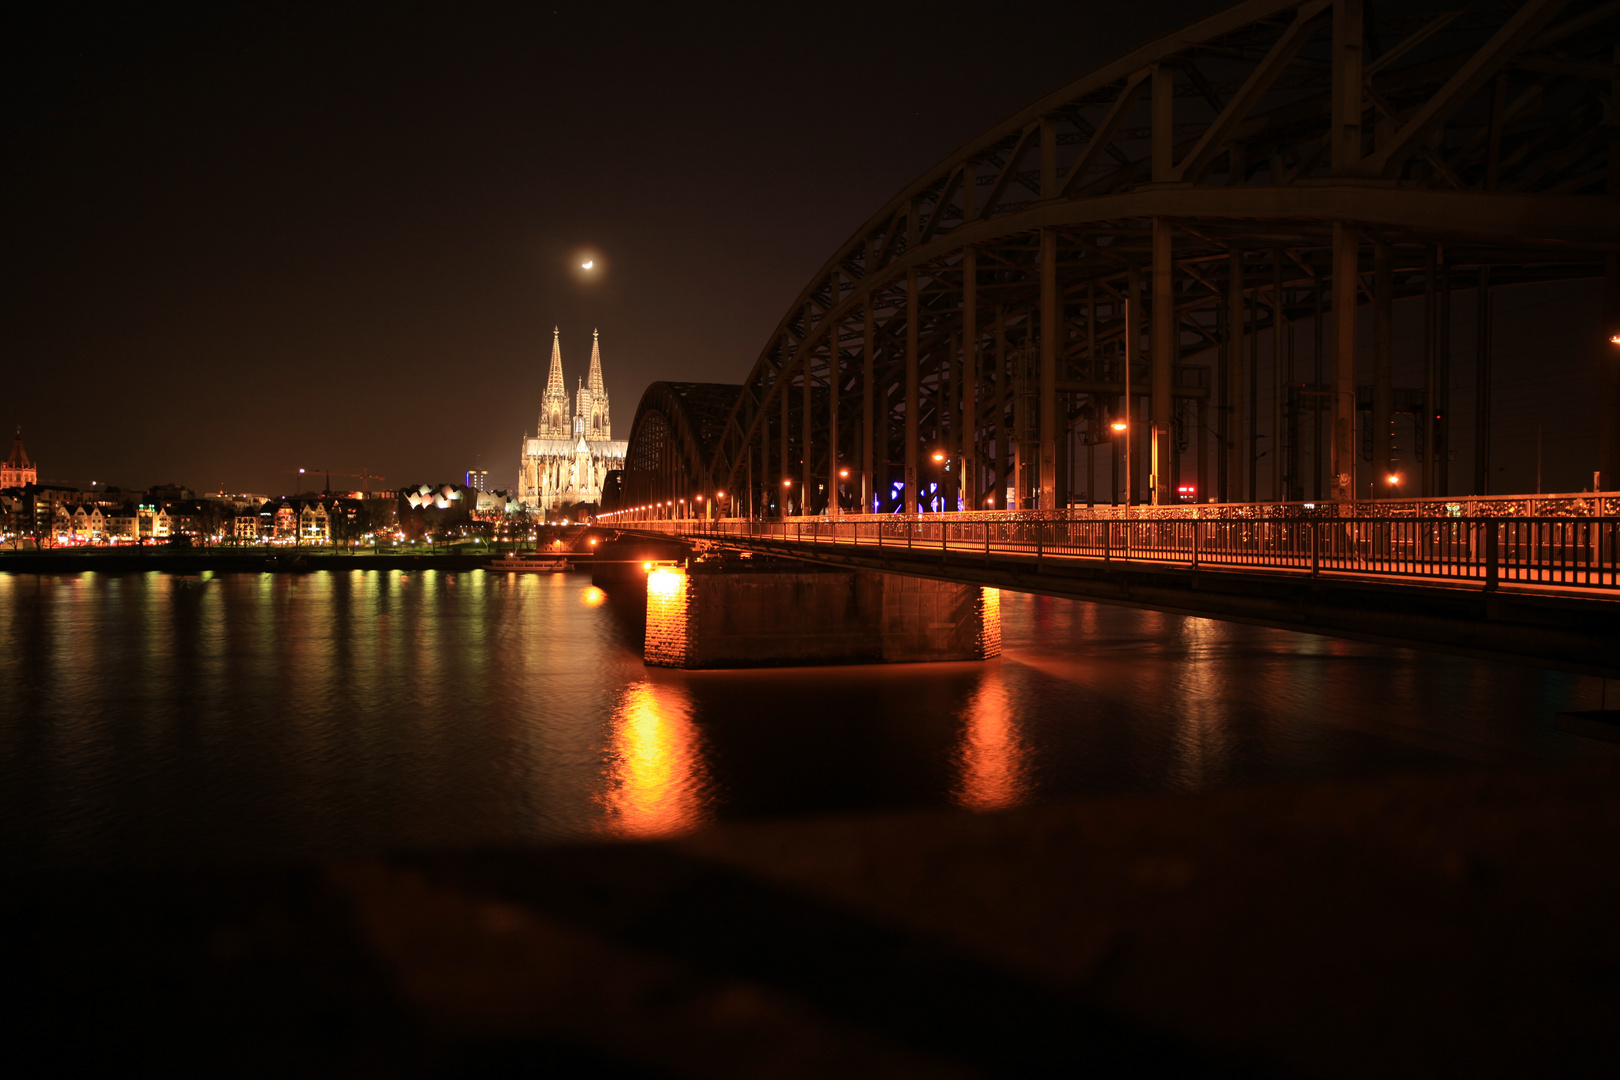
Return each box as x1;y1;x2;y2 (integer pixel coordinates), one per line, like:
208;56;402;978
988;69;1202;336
1;569;1613;870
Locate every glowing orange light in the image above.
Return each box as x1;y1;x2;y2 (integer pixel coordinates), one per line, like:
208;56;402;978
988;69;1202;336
603;680;709;839
716;490;726;498
1610;333;1620;345
1110;421;1127;432
1387;474;1400;485
588;538;597;546
838;469;849;478
579;586;606;607
954;658;1026;811
782;479;792;487
643;561;653;571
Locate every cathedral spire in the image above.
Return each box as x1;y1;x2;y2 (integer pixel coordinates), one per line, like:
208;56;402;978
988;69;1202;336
587;329;605;397
539;327;569;437
546;327;566;399
586;329;610;439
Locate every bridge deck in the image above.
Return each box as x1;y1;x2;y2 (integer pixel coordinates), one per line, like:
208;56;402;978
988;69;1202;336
613;514;1620;677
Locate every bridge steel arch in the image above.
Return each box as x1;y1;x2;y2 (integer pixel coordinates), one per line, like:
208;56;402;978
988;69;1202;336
681;0;1620;521
617;381;743;516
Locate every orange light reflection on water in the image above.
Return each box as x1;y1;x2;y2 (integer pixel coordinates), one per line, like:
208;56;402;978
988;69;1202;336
579;586;606;607
602;679;710;839
953;669;1029;811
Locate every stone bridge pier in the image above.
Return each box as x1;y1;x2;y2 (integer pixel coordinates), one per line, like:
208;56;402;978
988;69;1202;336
641;558;1000;670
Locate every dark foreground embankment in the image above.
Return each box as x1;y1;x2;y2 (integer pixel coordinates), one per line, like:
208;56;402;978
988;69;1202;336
6;761;1618;1078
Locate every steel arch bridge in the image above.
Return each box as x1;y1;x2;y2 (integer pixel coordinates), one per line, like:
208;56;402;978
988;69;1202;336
608;0;1620;521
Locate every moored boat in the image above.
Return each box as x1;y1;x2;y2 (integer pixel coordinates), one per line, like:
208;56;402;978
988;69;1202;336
488;553;573;572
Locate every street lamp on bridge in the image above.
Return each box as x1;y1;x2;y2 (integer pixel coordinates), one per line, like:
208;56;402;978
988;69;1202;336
1110;420;1130;510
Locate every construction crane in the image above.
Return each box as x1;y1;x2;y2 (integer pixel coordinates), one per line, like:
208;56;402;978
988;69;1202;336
281;467;387;497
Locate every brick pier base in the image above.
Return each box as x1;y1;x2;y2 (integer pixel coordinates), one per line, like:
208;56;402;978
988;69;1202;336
644;565;1000;669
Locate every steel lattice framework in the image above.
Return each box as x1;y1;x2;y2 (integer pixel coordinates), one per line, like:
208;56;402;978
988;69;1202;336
611;0;1620;520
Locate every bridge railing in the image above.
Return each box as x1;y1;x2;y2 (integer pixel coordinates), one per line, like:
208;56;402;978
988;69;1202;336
617;514;1620;592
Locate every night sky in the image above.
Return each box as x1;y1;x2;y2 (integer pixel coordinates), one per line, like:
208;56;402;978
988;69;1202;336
5;1;1210;495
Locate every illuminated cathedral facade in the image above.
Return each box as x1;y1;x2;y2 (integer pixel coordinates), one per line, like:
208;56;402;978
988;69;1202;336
518;328;627;513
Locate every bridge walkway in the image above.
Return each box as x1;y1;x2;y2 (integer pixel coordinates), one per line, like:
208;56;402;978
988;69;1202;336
613;514;1620;677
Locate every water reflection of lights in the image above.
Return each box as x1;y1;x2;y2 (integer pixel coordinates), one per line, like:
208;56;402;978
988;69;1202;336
579;586;606;607
954;669;1029;811
603;680;710;839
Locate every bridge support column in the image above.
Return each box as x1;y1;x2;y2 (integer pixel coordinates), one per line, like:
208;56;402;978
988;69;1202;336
905;269;920;514
1227;249;1245;502
1332;222;1358;504
829;322;840;516
1602;254;1620;492
803;305;814;511
780;373;790;517
963;246;978;509
1272;249;1286;502
1040;228;1059;510
862;299;875;513
1423;245;1438;498
1475;266;1493;496
1374;240;1394;497
1151;219;1173;504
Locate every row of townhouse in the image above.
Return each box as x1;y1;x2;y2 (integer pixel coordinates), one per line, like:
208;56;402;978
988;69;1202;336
6;495;333;547
50;500;220;544
231;501;332;544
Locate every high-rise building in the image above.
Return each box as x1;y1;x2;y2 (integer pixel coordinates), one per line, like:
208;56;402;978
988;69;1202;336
518;328;626;511
465;468;488;492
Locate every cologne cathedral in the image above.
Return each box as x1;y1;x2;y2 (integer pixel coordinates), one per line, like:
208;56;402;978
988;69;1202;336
518;328;626;513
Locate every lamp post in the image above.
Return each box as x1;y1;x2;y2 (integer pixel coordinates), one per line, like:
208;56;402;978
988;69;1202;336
1111;420;1129;509
929;450;947;513
781;478;793;518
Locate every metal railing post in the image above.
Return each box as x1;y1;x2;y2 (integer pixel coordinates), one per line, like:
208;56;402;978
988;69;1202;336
1311;520;1320;577
1484;520;1499;591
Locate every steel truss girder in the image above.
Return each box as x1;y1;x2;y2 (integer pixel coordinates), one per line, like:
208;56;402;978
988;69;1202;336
614;0;1620;512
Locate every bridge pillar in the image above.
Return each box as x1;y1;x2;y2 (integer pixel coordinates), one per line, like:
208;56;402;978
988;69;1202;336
862;298;875;514
1332;222;1359;504
1602;254;1620;492
905;268;920;514
1040;228;1058;509
963;246;978;510
1374;240;1394;496
644;562;1001;669
1151;219;1174;504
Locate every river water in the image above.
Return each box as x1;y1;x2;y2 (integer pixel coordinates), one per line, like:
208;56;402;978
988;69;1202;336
1;568;1613;871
